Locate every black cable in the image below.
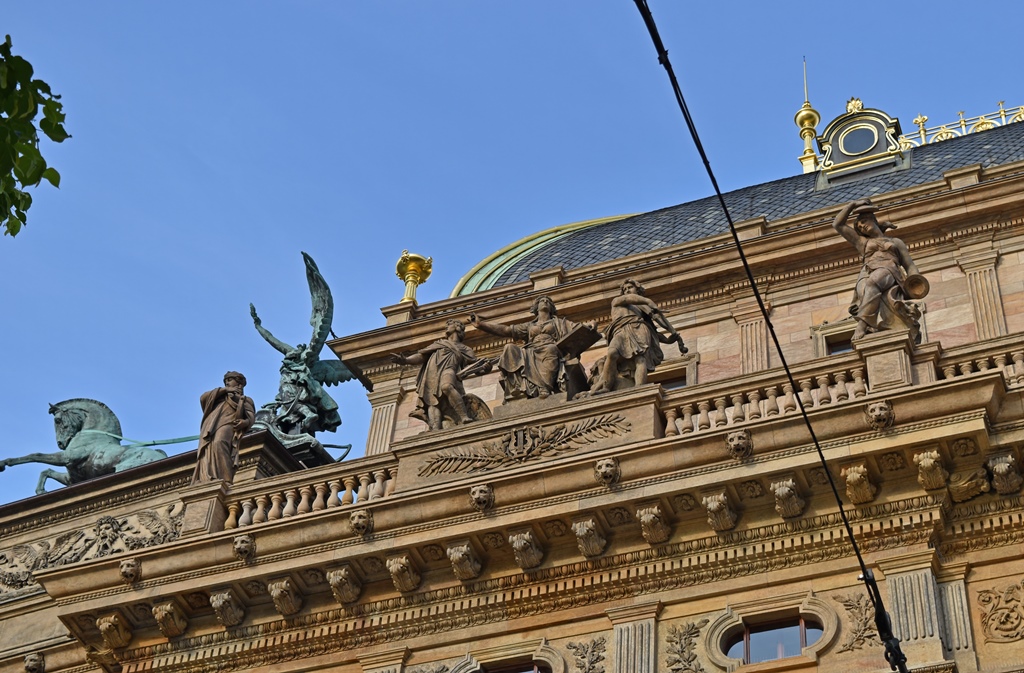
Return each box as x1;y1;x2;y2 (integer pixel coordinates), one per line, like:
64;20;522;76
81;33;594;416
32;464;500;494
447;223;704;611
631;2;909;671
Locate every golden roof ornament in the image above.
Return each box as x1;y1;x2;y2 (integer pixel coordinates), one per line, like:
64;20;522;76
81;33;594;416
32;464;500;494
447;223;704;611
396;250;432;303
846;97;864;113
898;101;1024;148
794;59;821;174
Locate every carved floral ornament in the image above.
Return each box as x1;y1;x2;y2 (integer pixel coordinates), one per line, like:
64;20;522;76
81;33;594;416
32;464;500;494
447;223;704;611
977;577;1024;643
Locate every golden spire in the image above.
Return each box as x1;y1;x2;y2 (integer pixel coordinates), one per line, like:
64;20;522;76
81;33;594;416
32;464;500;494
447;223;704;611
396;250;432;303
794;59;821;174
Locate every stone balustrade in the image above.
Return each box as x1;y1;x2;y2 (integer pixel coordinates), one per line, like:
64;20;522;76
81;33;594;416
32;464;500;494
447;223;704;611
224;456;398;530
660;353;869;436
937;336;1024;386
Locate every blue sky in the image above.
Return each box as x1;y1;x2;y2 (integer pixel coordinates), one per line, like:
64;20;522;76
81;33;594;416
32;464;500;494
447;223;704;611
2;2;1022;503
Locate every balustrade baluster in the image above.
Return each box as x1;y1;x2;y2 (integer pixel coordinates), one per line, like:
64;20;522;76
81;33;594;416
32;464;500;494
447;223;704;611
697;401;712;430
225;503;240;530
816;375;832;405
253;495;269;524
239;500;255;527
746;390;761;420
680;404;694;433
713;398;728;427
269;493;285;520
1012;351;1024;384
327;480;342;508
798;379;814;409
941;364;958;379
976;358;991;371
298;486;313;514
781;383;797;413
833;371;849;402
730;394;745;423
764;387;779;417
959;361;975;376
313;483;328;511
370;471;387;500
664;408;679;436
282;490;298;517
851;368;867;397
341;476;357;505
384;467;398;497
357;474;371;503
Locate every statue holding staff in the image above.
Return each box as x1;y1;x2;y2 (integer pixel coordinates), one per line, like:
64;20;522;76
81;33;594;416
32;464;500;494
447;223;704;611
191;371;255;484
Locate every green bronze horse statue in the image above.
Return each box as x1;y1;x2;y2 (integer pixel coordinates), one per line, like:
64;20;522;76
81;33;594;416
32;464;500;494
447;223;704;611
0;399;174;495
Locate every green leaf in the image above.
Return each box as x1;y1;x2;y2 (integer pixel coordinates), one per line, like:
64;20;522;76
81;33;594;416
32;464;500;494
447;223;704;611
41;166;59;188
5;213;22;237
7;55;33;84
15;147;45;185
39;117;69;142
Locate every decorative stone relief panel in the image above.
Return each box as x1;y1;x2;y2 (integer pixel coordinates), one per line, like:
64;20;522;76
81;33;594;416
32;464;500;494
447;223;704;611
0;505;183;600
833;593;880;652
977;577;1024;643
566;637;606;673
418;415;631;477
664;619;709;673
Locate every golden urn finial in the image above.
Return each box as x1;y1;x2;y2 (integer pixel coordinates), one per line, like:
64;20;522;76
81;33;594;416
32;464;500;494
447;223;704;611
396;250;433;303
794;59;821;174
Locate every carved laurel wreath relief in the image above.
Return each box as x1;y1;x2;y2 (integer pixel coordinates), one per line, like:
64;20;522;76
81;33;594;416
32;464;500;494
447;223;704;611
419;415;631;476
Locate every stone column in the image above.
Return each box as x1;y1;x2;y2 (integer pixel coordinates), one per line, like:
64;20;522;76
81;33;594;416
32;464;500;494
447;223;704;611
606;602;662;673
365;377;404;456
937;563;979;672
957;248;1006;340
731;298;772;375
878;554;948;667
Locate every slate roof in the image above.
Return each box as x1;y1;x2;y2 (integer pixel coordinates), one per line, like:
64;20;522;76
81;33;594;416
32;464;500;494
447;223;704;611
489;121;1024;288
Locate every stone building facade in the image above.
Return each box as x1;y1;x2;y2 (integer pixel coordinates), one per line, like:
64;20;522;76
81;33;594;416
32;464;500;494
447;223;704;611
3;103;1024;673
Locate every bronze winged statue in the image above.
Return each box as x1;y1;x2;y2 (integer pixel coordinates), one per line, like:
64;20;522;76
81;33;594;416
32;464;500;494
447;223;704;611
250;252;371;451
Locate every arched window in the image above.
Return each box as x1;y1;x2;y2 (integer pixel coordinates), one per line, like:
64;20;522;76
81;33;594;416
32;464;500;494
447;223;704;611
724;616;824;664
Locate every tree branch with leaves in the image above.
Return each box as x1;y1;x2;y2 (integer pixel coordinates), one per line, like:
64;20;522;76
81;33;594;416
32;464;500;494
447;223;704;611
1;35;69;237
